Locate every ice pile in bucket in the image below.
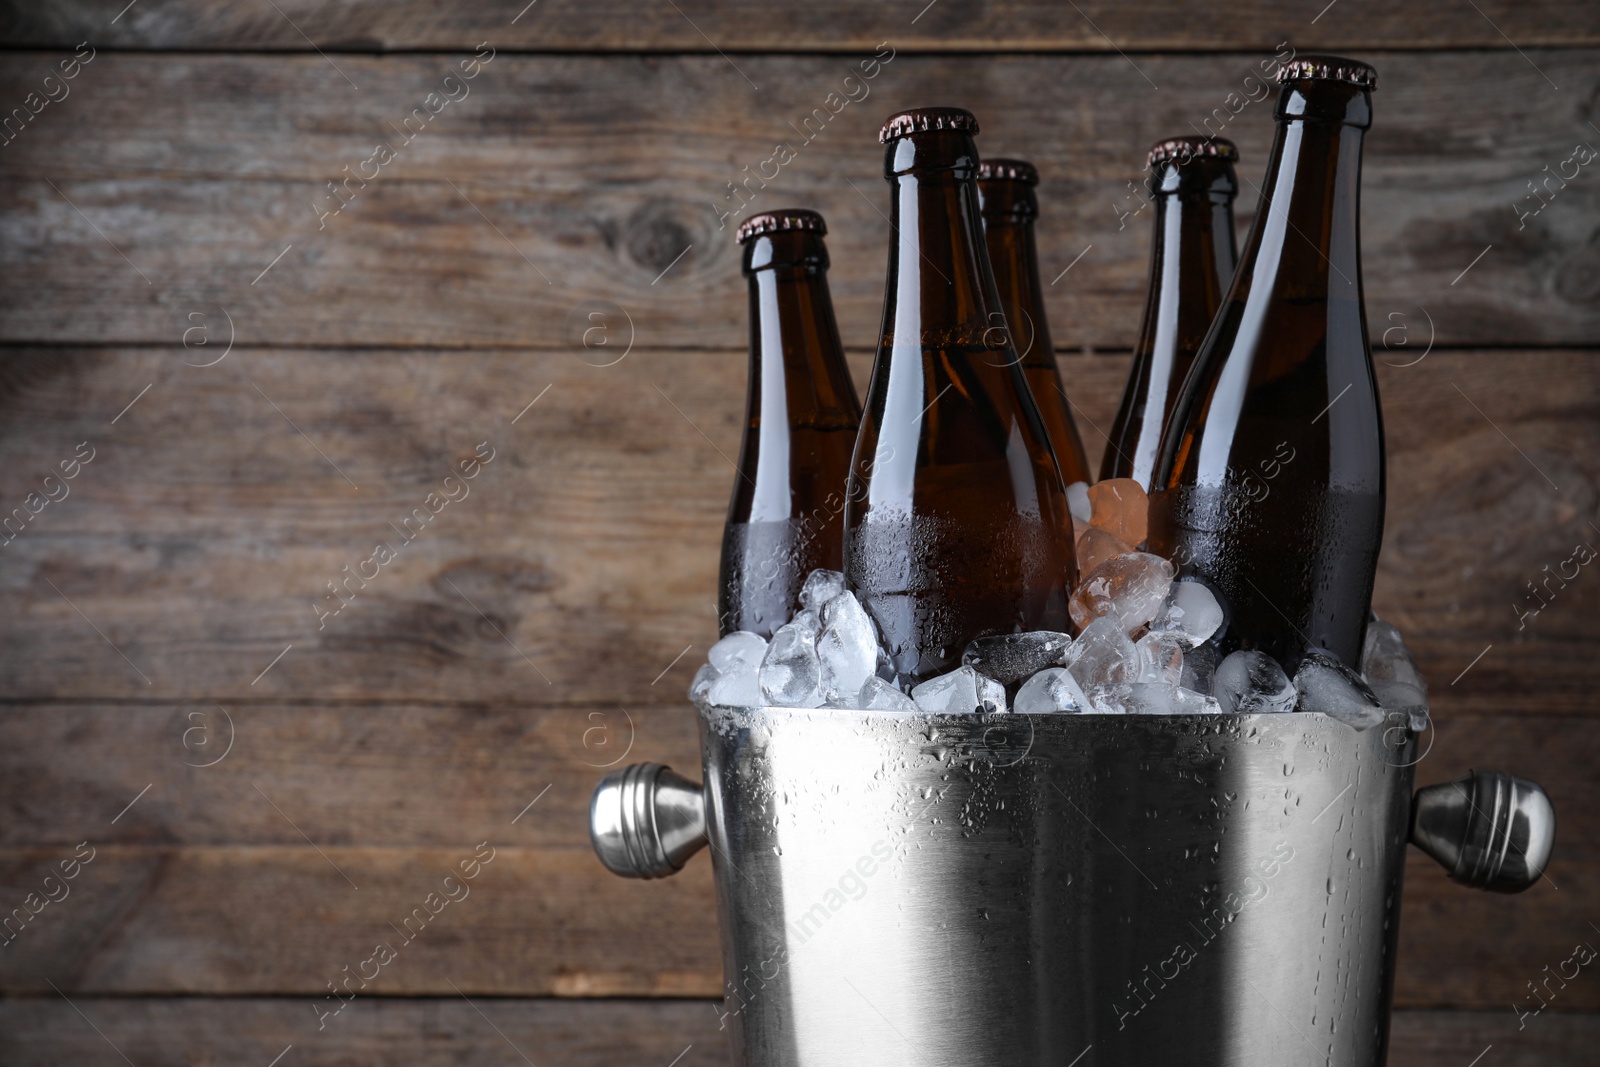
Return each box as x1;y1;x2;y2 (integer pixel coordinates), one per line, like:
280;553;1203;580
691;480;1429;731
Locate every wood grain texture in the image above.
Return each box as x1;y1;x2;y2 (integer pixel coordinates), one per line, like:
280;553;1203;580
1;1000;1589;1067
0;52;1596;348
1;0;1596;52
1390;1010;1600;1065
0;703;703;849
0;845;721;996
0;348;1594;712
0;996;727;1067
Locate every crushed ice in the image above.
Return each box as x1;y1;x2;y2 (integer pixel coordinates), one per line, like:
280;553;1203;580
691;479;1431;731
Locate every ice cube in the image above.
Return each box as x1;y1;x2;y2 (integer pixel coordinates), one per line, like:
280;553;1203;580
1064;616;1138;687
857;675;918;712
1294;651;1385;730
975;671;1007;714
759;620;824;707
1369;670;1429;735
1371;679;1428;715
816;591;882;703
1013;667;1089;713
1149;581;1224;647
1360;619;1429;708
789;606;821;638
1179;643;1218;696
1400;704;1431;734
1085;683;1131;714
708;669;763;707
911;665;990;713
705;631;767;706
1176;686;1224;715
1087;478;1148;545
1068;552;1176;632
689;662;718;706
799;569;848;612
1213;650;1295;714
1359;619;1423;685
1066;480;1092;522
961;631;1074;687
709;631;767;673
1135;630;1186;685
1075;526;1135;578
1123;681;1223;715
875;643;897;684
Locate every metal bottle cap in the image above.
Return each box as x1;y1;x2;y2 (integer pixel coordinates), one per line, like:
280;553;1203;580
1278;54;1378;89
880;106;980;144
976;158;1038;185
1147;136;1239;169
737;209;828;244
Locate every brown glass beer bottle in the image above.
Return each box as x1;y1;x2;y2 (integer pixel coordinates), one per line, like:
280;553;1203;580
1103;137;1240;487
977;159;1092;486
1148;57;1384;670
718;210;863;638
845;109;1079;685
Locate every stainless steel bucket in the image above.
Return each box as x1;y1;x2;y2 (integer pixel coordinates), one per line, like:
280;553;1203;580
591;706;1553;1066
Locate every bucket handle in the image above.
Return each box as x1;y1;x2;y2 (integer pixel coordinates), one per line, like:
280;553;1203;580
589;763;707;878
587;763;1557;893
1410;769;1555;893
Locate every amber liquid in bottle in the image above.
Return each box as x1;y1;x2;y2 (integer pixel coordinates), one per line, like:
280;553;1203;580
978;159;1092;487
719;211;863;638
845;109;1078;685
1103;138;1239;488
1149;58;1384;670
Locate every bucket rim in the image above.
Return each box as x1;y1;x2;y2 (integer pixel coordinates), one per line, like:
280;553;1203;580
695;701;1422;733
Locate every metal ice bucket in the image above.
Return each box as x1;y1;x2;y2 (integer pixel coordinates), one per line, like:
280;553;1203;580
591;706;1553;1066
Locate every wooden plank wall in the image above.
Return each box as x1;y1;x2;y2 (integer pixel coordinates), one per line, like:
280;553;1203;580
1;2;1597;1063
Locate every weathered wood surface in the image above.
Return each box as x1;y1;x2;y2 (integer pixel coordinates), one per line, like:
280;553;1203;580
0;844;721;997
1;52;1596;349
0;997;727;1066
0;704;705;849
0;705;1593;1007
2;0;1597;52
2;1000;1590;1067
1391;1011;1600;1065
0;347;1593;711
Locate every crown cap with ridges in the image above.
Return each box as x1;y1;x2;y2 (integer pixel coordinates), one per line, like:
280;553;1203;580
1147;137;1239;169
977;158;1038;185
1277;54;1378;89
737;209;827;244
880;107;980;144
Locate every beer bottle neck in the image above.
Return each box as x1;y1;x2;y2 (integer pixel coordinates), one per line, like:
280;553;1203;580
979;183;1052;367
1242;86;1368;313
1140;158;1237;362
740;231;852;522
883;133;1002;353
1206;196;1236;288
